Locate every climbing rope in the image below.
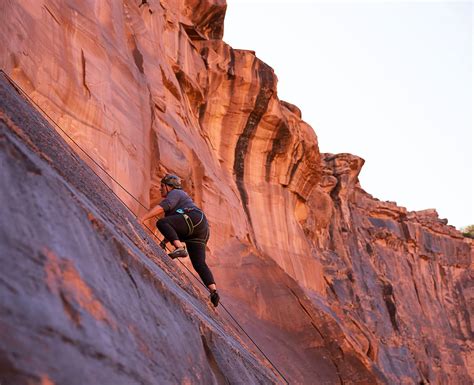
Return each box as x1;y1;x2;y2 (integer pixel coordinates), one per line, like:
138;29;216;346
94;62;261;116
1;70;289;384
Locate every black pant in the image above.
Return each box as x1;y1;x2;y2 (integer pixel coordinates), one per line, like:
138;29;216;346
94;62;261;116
156;211;215;287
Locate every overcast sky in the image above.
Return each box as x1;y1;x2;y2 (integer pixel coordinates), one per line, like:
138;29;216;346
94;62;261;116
224;0;472;229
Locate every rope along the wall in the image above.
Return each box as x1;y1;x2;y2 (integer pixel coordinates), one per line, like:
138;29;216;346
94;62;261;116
1;70;289;384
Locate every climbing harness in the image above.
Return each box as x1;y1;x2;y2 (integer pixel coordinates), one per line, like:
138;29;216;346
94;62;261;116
176;208;209;244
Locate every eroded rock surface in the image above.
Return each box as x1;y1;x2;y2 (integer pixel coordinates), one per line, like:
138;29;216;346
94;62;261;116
1;1;472;384
0;74;282;385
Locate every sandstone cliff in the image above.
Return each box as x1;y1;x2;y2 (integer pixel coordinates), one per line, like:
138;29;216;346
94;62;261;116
1;1;472;384
0;74;282;384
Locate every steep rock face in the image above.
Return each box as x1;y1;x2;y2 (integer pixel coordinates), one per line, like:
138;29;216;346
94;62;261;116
308;153;473;384
0;75;281;385
1;1;472;384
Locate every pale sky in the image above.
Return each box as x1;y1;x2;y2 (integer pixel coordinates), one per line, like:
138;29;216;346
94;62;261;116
224;0;473;229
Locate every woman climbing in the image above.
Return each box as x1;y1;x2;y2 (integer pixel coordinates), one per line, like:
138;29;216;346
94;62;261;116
139;174;220;307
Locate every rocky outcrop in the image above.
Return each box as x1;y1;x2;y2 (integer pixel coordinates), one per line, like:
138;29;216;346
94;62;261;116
0;74;282;385
1;1;472;384
309;153;473;384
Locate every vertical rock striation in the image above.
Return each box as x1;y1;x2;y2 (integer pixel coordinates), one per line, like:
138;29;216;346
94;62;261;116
0;1;472;384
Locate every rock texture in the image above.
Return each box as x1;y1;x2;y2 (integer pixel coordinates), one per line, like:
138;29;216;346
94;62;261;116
1;1;472;384
0;74;281;385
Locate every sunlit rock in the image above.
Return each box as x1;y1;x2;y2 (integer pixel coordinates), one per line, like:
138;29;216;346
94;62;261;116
1;1;472;384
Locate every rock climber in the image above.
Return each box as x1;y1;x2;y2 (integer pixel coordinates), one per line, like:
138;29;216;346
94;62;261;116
139;174;220;307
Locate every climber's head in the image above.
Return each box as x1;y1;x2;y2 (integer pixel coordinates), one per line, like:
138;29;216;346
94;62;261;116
160;174;182;196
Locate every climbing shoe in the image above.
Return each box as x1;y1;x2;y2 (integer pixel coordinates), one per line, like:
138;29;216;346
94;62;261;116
168;247;188;259
210;290;220;307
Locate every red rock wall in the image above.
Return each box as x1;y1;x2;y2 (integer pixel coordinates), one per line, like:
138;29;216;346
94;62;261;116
1;1;472;384
0;75;282;385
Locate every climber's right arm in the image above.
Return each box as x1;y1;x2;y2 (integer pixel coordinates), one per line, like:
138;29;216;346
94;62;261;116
139;204;165;223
